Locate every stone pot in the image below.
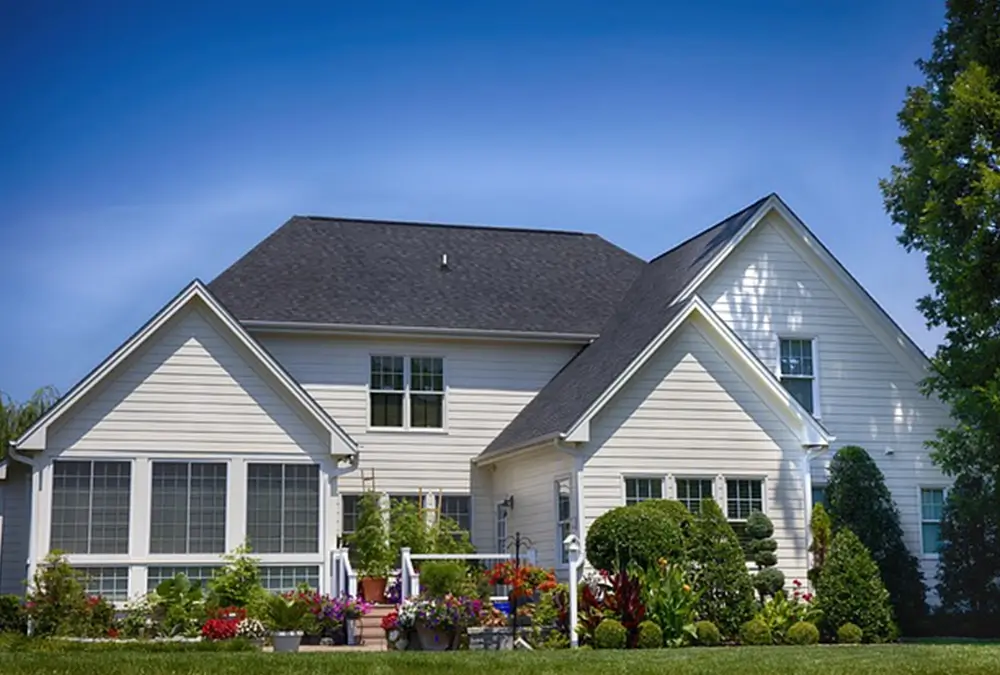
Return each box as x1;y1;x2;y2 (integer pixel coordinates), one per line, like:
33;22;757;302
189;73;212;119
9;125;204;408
272;631;304;653
415;621;453;651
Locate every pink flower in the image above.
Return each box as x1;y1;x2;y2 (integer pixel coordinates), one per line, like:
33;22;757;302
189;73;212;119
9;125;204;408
793;579;802;588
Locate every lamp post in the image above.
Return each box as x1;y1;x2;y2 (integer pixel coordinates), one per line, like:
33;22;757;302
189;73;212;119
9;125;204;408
564;533;585;649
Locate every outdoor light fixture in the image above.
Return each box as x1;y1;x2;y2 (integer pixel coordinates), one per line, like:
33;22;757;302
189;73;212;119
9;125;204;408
500;495;515;511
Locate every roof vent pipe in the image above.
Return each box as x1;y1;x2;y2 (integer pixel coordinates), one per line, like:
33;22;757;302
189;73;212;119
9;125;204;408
441;253;449;269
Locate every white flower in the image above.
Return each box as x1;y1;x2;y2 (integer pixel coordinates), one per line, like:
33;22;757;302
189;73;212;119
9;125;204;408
236;618;267;639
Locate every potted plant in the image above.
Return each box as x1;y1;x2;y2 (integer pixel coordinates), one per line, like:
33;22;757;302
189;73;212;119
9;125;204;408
266;593;312;653
349;492;393;602
409;595;482;651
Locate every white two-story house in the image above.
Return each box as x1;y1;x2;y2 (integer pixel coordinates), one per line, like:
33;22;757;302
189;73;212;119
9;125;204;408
0;193;951;601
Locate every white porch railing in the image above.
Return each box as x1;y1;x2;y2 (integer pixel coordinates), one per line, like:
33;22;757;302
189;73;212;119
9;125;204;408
330;548;357;598
399;548;537;602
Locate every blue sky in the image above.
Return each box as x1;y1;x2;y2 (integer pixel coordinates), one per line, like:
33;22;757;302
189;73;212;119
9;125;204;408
1;0;945;401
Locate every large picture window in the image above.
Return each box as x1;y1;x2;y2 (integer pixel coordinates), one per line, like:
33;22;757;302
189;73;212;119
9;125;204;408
370;356;445;429
150;462;227;554
247;464;320;553
51;460;131;554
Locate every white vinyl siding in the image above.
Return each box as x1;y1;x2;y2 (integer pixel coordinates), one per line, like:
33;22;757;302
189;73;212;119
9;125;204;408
51;460;131;555
581;320;809;583
699;212;953;584
150;462;227;554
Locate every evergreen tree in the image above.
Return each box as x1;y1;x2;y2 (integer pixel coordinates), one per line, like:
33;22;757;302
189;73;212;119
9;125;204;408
808;503;832;585
826;446;926;633
746;511;784;600
816;529;896;643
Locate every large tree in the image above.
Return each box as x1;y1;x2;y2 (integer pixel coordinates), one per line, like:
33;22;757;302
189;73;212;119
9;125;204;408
879;0;1000;622
0;387;59;459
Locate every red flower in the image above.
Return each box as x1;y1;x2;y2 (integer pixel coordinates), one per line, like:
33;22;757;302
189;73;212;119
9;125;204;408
202;618;240;640
381;610;399;631
793;579;803;588
803;593;814;602
106;628;120;639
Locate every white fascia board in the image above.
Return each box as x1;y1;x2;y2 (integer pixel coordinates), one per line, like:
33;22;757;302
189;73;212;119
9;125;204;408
14;280;358;457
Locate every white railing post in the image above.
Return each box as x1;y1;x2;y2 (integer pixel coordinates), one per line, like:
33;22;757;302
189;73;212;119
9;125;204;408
565;534;585;649
401;547;412;600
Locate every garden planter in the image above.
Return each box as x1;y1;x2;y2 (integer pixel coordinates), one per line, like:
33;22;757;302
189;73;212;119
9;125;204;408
467;626;513;650
415;621;453;651
272;630;304;653
360;577;387;603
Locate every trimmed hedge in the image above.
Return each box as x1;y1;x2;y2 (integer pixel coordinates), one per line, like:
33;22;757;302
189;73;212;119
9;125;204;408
690;500;756;637
635;621;663;649
816;529;895;643
694;620;721;646
786;622;820;645
586;500;691;572
837;623;863;644
594;619;627;650
739;618;772;646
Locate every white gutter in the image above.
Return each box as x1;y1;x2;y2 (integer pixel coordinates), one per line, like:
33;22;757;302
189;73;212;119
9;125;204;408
243;320;597;345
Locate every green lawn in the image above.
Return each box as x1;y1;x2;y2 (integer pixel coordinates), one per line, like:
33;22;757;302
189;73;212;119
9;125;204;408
2;644;1000;675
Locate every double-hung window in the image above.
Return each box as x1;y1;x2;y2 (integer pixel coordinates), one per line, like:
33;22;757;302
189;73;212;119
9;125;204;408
555;479;572;564
247;464;320;554
726;478;764;557
779;338;817;415
440;495;472;534
51;460;131;554
150;462;227;554
921;488;946;555
676;478;714;514
370;356;445;429
624;477;662;505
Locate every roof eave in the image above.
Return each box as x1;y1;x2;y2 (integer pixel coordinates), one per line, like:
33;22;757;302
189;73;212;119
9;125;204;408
243;320;597;345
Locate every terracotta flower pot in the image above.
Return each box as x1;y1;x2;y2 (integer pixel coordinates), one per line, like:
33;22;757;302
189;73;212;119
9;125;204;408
361;576;387;603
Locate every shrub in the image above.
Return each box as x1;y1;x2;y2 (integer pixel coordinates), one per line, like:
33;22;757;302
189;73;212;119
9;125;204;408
808;503;832;585
25;553;88;637
207;544;265;610
587;499;690;572
816;529;895;642
837;622;863;644
594;618;627;649
739;618;772;645
694;620;721;646
756;587;821;644
419;561;469;598
636;620;663;649
747;512;783;600
640;559;698;647
152;574;207;637
826;445;926;633
0;595;27;634
786;621;820;645
689;499;756;637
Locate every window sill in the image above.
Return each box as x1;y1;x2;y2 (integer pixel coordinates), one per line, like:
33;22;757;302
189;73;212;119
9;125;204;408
366;426;449;435
921;553;941;561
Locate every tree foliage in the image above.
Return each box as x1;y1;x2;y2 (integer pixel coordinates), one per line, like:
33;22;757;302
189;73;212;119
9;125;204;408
826;446;926;633
879;0;1000;627
0;387;59;459
808;503;832;585
586;500;690;573
747;511;784;600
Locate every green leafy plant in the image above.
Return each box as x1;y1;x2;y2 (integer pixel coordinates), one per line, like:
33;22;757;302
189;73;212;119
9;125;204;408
635;620;662;649
207;543;265;610
265;593;313;632
815;529;895;643
25;552;89;637
0;595;27;634
837;622;863;644
152;574;207;637
739;618;772;646
640;559;699;647
689;499;756;637
755;585;822;644
747;512;784;600
586;500;690;572
694;620;721;646
419;561;471;598
119;594;156;639
808;503;832;585
349;492;393;579
593;618;627;649
786;621;820;645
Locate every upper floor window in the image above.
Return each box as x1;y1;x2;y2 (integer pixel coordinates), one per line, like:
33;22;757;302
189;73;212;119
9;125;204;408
150;462;227;554
624;477;662;506
921;488;946;555
370;356;444;429
51;460;131;554
676;478;714;514
779;338;816;415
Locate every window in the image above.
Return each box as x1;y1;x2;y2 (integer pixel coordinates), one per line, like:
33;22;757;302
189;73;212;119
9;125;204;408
676;478;714;514
51;460;131;554
624;477;662;505
147;566;219;591
247;464;320;554
341;494;361;544
440;495;472;533
812;484;828;510
921;488;946;555
779;338;816;414
727;479;764;558
261;566;320;593
370;356;445;429
556;479;572;564
77;566;129;601
496;502;509;554
150;462;227;554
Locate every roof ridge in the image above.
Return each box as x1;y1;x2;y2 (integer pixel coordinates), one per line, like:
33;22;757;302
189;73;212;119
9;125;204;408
296;214;592;237
648;193;773;264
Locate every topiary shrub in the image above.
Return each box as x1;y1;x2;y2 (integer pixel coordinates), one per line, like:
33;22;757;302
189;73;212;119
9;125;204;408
635;620;663;649
747;512;784;600
739;618;772;646
694;620;721;646
826;446;926;634
786;621;820;645
837;622;863;644
587;500;689;572
594;618;628;649
816;529;895;643
689;499;756;637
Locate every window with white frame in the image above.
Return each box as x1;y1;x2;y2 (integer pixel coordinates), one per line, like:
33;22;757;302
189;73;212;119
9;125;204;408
556;479;572;564
150;462;227;554
921;488;946;555
779;338;816;415
77;566;129;601
370;356;445;428
340;494;361;545
726;478;764;557
247;464;320;554
51;460;131;554
261;566;321;592
440;495;472;533
496;502;509;554
675;478;713;514
147;566;219;592
624;477;662;505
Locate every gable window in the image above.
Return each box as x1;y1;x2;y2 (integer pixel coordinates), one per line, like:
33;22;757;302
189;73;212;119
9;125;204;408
676;478;714;514
921;488;946;555
370;356;445;429
150;462;227;554
247;464;320;554
556;479;572;564
625;477;663;506
779;338;817;415
51;460;131;554
726;478;764;557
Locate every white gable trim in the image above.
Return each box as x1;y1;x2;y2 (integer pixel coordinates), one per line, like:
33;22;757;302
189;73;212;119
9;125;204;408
676;194;931;380
564;296;833;449
12;280;357;457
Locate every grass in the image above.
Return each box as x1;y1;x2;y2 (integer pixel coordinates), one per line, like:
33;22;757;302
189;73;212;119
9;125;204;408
2;644;1000;674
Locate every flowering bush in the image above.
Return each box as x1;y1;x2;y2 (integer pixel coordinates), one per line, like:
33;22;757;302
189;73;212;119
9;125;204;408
755;581;822;644
292;591;371;635
201;607;246;641
236;617;267;640
641;559;699;647
402;595;482;632
487;561;557;600
120;594;156;639
381;610;399;632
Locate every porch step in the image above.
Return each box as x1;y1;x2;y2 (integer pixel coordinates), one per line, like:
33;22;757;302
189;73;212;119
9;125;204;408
357;604;395;650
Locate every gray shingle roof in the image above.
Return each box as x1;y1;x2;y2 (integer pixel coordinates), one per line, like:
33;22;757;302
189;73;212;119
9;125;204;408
480;195;770;458
209;217;645;335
